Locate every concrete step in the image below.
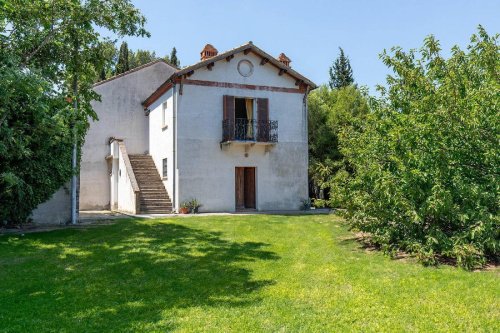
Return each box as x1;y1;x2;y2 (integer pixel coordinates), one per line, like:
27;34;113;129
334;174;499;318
130;165;157;169
129;154;173;212
140;191;170;195
139;206;172;212
140;198;171;202
140;210;172;214
140;201;172;205
138;185;167;189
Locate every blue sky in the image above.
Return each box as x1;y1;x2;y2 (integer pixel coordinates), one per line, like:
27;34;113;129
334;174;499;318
121;0;499;93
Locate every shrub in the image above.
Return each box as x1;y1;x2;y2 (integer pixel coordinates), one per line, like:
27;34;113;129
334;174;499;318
332;27;499;269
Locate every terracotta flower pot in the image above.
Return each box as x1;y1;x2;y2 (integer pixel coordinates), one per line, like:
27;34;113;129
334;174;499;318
179;207;189;214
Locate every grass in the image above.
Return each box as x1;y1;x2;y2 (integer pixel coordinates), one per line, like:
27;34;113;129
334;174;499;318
0;215;498;332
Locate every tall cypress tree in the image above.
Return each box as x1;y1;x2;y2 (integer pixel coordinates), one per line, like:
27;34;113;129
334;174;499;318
99;67;106;81
115;42;130;74
169;47;179;67
329;47;354;89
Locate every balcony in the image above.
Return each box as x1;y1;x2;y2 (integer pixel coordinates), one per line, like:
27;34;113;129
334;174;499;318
222;118;278;146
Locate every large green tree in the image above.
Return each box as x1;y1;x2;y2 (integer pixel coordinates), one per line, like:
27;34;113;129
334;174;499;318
308;85;369;204
0;0;149;224
335;27;499;269
129;49;157;68
329;47;354;89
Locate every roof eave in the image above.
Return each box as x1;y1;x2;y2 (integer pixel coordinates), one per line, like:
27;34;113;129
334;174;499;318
142;43;317;107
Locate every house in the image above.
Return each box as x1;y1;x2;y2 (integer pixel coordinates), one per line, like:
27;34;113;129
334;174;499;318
31;42;316;221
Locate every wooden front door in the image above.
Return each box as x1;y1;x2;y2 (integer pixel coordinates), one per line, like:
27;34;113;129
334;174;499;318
235;167;256;210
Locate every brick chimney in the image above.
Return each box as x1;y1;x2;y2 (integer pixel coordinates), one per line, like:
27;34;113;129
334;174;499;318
278;53;291;67
200;44;218;61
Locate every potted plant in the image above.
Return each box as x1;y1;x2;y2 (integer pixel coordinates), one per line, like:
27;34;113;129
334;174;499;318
179;202;190;214
188;198;202;214
300;198;312;211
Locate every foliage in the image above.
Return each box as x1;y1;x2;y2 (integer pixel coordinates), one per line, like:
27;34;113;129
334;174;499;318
0;53;77;224
169;47;180;67
329;47;354;89
335;27;499;269
307;85;369;205
187;198;202;213
0;216;498;331
97;41;118;81
98;46;179;81
129;49;157;69
300;198;312;210
0;0;149;224
180;198;202;213
115;41;130;74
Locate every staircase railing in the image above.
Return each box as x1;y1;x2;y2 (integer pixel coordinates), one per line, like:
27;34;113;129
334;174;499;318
110;139;140;214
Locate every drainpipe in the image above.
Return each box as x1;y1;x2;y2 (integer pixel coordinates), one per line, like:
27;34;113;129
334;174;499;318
71;69;78;225
304;86;310;144
172;82;177;212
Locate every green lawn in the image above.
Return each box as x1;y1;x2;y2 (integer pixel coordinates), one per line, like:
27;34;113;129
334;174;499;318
0;215;498;332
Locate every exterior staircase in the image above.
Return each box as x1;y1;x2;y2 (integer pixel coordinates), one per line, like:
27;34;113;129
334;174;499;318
128;155;172;214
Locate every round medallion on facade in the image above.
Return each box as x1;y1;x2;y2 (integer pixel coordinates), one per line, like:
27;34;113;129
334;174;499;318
237;59;254;77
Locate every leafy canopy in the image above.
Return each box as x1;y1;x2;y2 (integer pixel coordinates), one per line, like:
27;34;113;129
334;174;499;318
0;0;149;224
308;85;369;204
335;26;499;269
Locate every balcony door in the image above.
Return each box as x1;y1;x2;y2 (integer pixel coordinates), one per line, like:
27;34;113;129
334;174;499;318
223;95;269;142
235;167;256;210
235;97;254;140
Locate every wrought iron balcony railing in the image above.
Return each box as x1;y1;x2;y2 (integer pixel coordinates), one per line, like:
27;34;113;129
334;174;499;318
222;118;278;143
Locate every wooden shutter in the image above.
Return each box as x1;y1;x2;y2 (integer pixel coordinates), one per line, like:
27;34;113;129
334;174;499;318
257;98;269;141
223;95;235;141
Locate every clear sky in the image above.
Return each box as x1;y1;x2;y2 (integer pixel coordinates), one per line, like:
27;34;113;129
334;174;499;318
121;0;499;92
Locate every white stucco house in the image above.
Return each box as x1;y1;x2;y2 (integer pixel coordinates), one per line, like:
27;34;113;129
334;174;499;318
32;42;316;222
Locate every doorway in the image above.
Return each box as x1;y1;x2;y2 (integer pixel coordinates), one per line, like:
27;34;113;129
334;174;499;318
234;98;254;140
235;167;256;210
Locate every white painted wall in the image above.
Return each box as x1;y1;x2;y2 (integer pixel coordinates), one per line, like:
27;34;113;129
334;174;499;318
174;53;309;211
80;62;176;210
148;89;175;203
30;183;71;224
116;142;139;214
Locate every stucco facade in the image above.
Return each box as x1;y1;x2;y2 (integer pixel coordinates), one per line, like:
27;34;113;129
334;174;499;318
148;50;310;212
79;61;176;210
31;42;315;223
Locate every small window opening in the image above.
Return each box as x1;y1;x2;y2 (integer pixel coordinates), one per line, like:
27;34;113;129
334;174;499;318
162;101;168;128
162;158;168;179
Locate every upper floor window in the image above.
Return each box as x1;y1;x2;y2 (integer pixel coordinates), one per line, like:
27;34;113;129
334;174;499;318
162;101;168;129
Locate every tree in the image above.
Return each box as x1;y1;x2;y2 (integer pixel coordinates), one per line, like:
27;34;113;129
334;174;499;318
0;0;149;224
169;47;179;67
129;49;157;69
335;27;499;269
307;85;368;205
329;48;354;89
116;42;130;74
96;41;118;81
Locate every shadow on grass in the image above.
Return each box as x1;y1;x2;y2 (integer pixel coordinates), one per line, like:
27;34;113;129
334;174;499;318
0;220;279;331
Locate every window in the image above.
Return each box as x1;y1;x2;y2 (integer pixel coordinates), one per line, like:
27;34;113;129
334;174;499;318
162;158;168;179
162;101;168;129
